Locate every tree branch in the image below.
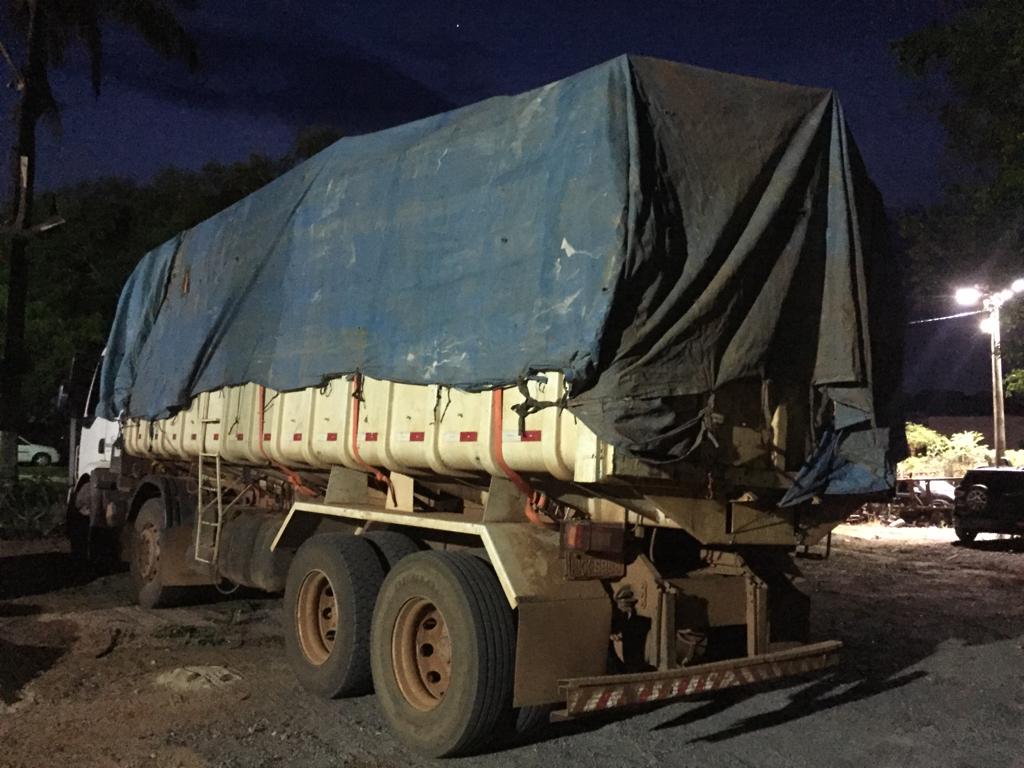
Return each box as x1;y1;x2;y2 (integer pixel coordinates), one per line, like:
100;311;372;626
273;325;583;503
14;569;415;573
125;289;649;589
0;39;24;91
0;216;66;241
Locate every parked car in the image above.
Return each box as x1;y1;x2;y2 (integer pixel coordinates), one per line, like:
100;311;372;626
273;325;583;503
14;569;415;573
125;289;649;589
895;478;956;525
17;436;60;466
953;467;1024;542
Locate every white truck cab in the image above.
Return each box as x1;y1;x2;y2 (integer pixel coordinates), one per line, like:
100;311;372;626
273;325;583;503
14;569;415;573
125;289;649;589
73;415;120;482
66;356;122;558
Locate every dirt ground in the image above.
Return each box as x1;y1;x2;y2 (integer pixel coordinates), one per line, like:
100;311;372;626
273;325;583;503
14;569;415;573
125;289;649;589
1;527;1022;768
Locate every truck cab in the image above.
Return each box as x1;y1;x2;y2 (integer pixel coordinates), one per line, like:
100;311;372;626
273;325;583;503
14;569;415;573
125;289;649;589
66;357;122;559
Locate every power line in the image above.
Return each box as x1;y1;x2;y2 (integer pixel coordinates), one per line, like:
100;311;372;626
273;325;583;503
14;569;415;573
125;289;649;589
907;309;985;326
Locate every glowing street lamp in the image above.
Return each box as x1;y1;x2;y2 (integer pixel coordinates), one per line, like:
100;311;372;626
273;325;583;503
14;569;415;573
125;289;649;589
956;278;1023;465
955;286;983;306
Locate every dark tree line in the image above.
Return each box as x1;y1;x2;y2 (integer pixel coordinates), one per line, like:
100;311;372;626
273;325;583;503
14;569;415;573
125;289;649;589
893;0;1024;384
2;127;339;446
4;0;1024;465
0;0;197;479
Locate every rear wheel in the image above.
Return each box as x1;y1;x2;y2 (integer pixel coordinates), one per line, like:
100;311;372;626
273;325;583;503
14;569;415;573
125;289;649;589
498;703;551;745
370;551;515;757
362;530;423;570
284;534;385;698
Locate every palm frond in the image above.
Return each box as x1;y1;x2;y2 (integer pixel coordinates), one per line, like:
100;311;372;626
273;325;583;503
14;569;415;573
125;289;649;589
103;0;198;71
79;18;102;95
5;0;196;103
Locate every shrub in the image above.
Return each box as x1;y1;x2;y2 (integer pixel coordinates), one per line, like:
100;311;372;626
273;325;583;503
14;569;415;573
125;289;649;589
0;477;66;539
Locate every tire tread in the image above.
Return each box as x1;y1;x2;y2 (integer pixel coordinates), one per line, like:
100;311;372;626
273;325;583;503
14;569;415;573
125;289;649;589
362;531;422;571
284;533;385;698
370;550;515;757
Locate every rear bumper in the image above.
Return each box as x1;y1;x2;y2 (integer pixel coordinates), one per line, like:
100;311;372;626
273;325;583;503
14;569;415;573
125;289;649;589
555;640;841;718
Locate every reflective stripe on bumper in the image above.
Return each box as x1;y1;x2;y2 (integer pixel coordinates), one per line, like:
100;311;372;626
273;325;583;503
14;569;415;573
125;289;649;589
557;640;842;718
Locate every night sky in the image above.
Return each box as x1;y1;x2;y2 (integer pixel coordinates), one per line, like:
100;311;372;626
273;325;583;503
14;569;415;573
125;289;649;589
1;0;994;393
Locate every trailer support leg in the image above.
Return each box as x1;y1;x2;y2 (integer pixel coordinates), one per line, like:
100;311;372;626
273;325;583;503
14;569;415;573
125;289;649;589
745;572;769;657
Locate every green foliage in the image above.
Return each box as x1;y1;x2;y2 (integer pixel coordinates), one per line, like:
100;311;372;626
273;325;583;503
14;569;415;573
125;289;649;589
1;148;313;439
944;430;988;465
896;204;1024;318
904;422;950;457
893;2;1024;363
4;0;198;120
1006;368;1024;398
899;453;946;478
898;422;990;477
293;125;345;160
0;474;65;538
1;0;199;473
894;0;1024;203
1003;306;1024;371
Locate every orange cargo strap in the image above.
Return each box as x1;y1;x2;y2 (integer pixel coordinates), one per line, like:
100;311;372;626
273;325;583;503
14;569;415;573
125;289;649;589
490;388;556;528
350;374;398;506
257;386;319;498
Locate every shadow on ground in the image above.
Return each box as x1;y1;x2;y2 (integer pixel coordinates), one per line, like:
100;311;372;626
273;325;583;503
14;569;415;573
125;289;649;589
0;550;106;600
952;537;1024;553
639;538;1023;743
0;616;78;707
0;602;42;617
651;668;925;741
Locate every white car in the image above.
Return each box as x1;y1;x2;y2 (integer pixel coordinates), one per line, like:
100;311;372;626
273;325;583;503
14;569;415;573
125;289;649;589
17;436;61;466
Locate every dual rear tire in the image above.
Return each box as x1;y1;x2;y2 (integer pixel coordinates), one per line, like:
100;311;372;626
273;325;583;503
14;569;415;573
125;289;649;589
284;534;386;697
370;551;515;757
283;533;540;757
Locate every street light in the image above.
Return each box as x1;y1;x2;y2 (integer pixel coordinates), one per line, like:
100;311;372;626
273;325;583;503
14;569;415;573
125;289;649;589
955;286;983;306
954;279;1023;465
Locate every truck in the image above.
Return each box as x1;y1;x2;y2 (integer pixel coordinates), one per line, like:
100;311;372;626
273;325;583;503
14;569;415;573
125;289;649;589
70;55;902;757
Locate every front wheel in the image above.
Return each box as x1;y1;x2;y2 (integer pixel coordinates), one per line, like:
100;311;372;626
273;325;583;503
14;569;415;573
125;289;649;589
964;486;989;514
370;551;515;758
67;482;93;561
32;452;52;466
130;498;185;608
955;527;977;543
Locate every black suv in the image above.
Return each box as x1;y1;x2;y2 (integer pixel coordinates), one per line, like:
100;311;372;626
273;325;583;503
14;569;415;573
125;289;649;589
953;467;1024;542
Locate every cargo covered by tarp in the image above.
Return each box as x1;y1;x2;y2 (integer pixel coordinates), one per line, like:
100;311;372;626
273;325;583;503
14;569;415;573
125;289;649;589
98;55;902;497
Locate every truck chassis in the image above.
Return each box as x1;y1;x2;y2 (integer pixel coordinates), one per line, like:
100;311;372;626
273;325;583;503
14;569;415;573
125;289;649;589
79;447;843;757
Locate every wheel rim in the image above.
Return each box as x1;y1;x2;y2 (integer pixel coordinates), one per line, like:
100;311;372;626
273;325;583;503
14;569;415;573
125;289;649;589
295;570;338;666
135;524;160;582
966;488;987;512
392;597;452;711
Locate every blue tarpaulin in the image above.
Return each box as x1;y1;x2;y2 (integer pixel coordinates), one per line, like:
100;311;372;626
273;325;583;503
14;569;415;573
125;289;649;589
99;55;903;493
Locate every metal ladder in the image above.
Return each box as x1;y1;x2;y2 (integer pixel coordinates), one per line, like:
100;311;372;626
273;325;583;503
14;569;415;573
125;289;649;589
195;417;223;565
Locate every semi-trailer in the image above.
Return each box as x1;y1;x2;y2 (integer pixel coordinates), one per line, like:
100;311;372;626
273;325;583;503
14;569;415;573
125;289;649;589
69;54;902;757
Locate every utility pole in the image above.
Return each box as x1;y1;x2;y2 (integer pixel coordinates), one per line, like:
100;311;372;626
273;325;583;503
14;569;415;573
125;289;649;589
988;301;1006;465
957;281;1021;467
0;0;41;482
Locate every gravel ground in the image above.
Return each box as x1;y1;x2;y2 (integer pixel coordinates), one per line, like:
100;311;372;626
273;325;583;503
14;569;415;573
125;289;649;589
1;528;1022;768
